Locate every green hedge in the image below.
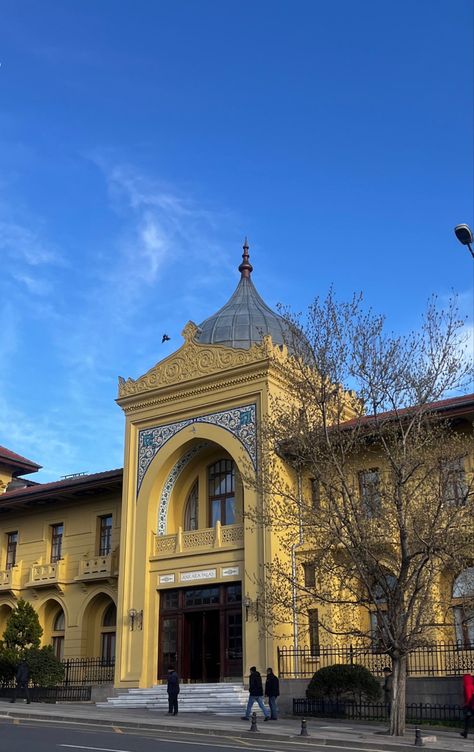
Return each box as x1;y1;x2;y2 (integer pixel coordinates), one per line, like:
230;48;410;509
306;663;381;702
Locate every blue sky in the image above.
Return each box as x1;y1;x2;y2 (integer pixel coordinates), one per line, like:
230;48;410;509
0;0;473;482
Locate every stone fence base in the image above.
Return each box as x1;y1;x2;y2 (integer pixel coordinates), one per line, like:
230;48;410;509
278;675;465;715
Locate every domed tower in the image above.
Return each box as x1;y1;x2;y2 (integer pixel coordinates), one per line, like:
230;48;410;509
117;241;292;693
196;239;293;351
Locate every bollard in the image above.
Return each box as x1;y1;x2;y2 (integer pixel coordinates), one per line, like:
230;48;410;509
300;718;309;737
414;727;423;747
250;711;258;732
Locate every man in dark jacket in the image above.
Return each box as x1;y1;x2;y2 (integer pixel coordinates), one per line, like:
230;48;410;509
265;667;280;720
241;666;270;720
167;667;180;715
10;659;31;704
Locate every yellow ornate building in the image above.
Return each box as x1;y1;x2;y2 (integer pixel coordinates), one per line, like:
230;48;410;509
0;242;472;690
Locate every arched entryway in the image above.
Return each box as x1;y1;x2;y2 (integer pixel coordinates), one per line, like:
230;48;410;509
81;592;116;658
156;443;244;682
37;597;66;657
0;603;13;639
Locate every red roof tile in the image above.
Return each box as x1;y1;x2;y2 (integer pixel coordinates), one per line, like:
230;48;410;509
342;392;474;428
2;468;123;502
0;445;41;474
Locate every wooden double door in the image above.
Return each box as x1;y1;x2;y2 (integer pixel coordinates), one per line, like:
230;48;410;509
158;583;243;682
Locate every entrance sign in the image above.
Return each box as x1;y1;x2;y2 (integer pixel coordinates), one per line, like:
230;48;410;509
180;569;216;582
159;574;175;584
222;566;239;577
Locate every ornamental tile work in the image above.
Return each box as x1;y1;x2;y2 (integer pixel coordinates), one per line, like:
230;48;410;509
138;403;257;494
157;442;208;535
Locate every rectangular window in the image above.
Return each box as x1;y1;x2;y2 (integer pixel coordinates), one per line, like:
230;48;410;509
303;562;316;588
101;632;116;663
441;458;467;506
51;523;63;563
370;611;389;652
310;478;320;510
52;635;64;660
99;515;113;556
6;532;18;570
308;609;320;656
359;469;381;516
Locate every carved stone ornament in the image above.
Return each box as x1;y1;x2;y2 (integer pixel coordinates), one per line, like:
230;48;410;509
118;323;283;399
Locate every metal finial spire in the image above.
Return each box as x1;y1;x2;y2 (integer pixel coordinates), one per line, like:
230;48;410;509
238;237;253;279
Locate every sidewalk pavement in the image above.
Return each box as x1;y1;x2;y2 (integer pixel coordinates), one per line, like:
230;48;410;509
0;698;470;752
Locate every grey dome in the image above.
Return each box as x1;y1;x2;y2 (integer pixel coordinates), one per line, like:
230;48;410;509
196;241;294;351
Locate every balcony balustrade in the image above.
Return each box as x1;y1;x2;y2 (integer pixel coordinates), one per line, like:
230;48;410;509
0;564;22;591
27;560;65;588
75;554;118;582
154;522;244;557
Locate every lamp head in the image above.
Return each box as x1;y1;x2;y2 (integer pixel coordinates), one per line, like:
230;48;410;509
454;224;474;246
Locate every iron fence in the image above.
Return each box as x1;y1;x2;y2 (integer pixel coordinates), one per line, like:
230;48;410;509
61;657;115;686
0;685;91;702
293;698;463;723
278;643;474;679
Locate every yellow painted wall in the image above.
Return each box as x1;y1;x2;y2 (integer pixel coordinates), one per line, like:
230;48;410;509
0;490;121;657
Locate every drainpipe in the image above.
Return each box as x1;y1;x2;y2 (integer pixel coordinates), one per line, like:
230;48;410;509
291;469;304;677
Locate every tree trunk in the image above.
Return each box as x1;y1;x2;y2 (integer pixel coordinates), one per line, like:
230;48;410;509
389;654;407;736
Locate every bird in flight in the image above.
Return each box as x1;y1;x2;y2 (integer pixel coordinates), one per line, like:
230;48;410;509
162;334;170;343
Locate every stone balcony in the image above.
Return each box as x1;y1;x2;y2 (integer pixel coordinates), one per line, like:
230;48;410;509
26;560;65;589
0;564;22;591
154;522;244;558
75;553;118;582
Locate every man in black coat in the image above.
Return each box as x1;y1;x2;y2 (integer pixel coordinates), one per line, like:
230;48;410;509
167;667;180;715
265;667;280;720
241;666;270;720
10;659;31;704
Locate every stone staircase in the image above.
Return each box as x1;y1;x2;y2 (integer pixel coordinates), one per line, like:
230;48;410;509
98;682;248;715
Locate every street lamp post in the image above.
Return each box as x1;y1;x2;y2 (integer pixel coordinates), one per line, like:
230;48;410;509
454;224;474;258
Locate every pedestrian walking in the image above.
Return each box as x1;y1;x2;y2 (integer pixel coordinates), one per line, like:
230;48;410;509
167;666;180;715
460;673;474;739
382;666;392;718
265;667;280;720
10;658;31;704
241;666;270;721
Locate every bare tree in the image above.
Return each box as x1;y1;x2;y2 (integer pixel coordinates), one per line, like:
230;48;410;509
247;291;473;736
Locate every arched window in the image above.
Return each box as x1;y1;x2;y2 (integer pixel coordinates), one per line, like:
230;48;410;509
184;481;199;531
52;609;65;659
208;459;235;526
452;568;474;647
101;603;116;663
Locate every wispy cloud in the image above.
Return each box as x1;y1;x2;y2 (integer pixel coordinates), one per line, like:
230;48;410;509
0;219;60;266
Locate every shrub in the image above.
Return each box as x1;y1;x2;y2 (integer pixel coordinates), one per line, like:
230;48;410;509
0;646;18;686
26;646;65;687
306;663;381;702
2;599;42;652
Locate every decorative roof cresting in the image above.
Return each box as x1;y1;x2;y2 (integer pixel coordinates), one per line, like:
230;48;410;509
195;239;294;351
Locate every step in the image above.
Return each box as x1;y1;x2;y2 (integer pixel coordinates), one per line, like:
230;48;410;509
97;682;248;713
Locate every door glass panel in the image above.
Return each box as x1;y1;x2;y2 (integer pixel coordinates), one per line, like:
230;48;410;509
226;584;242;603
162;617;178;668
185;587;219;607
227;612;243;660
162;590;179;610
